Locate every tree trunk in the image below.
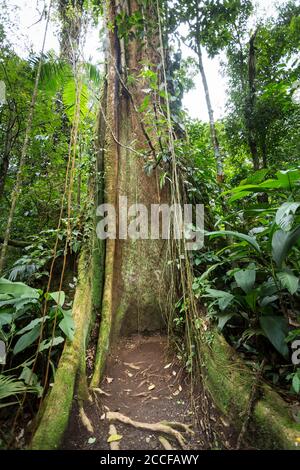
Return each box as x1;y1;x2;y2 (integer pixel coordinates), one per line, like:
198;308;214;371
246;30;260;171
91;0;171;384
196;44;224;182
0;113;16;201
58;0;84;63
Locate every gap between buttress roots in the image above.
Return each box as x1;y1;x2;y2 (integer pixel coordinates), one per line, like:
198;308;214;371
61;334;238;450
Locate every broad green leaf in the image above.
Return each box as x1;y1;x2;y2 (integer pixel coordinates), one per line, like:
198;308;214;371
13;325;41;355
259;316;289;358
208;231;261;253
272;226;300;267
217;313;235;330
0;279;39;299
38;336;65;352
276;169;300;190
205;289;235;311
0;313;13;326
49;291;65;307
292;374;300;394
245;290;258;312
276;271;299;294
59;309;75;341
240;168;269;185
19;366;38;386
17;316;49;336
234;269;256;293
260;295;278;307
275;202;300;231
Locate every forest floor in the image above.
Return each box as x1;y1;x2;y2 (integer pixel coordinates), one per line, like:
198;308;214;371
62;334;237;450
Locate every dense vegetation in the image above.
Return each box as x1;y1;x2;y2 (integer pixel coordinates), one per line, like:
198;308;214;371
0;0;299;449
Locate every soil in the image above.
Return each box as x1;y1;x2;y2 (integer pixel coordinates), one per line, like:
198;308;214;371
61;334;238;450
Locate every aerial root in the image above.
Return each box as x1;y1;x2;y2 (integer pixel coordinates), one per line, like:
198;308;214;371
106;411;190;449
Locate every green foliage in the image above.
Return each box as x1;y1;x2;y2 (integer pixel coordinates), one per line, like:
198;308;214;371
0;278;76;407
192;167;300;394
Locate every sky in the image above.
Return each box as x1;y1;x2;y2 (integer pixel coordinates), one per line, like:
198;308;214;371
6;0;289;121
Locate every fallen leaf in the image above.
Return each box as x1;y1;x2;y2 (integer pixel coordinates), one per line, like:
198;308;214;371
148;384;156;391
107;434;123;443
88;437;96;444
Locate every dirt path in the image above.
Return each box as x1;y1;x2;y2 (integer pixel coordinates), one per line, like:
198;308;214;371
62;334;236;450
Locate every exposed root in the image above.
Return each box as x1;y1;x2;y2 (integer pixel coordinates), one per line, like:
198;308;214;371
109;424;121;450
158;435;174;450
161;421;194;435
92;387;111;397
106;411;188;449
79;407;94;433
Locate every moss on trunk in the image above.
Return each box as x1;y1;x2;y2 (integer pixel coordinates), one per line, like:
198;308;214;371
203;328;300;449
31;250;94;450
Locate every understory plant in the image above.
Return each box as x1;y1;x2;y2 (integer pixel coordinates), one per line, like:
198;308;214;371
0;278;75;409
192;168;300;394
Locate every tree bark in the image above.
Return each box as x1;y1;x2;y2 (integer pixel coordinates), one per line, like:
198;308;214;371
0;112;17;201
58;0;84;63
196;44;224;182
246;30;260;171
91;0;171;384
